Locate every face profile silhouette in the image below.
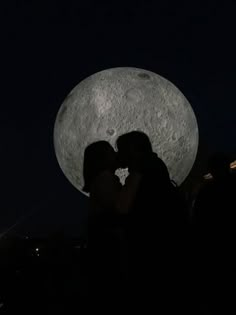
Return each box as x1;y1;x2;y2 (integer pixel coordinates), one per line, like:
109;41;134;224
116;131;153;169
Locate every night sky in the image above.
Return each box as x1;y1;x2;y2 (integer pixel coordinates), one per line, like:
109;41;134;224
1;1;236;238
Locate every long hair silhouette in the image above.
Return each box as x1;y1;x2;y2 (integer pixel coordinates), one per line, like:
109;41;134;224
83;141;116;193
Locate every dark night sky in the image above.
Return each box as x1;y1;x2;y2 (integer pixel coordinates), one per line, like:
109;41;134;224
0;1;236;237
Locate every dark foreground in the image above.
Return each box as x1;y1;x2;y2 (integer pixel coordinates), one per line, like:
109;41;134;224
1;233;236;314
0;236;88;314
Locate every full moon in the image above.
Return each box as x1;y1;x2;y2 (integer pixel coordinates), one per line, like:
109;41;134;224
54;67;198;195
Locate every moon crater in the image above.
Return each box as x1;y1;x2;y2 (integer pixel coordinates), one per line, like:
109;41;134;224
138;72;151;80
106;128;116;136
125;88;144;102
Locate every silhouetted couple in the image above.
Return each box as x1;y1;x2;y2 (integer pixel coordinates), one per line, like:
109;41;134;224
84;130;186;221
84;130;188;311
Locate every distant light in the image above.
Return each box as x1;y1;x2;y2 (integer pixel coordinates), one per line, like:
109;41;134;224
230;161;236;169
36;248;39;252
204;160;236;180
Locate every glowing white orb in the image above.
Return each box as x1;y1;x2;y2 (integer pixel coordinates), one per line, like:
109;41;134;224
54;67;198;194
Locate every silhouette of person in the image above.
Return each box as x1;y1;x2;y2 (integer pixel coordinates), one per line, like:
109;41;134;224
83;140;138;309
193;153;236;313
115;131;189;312
194;153;235;231
83;140;121;215
116;131;187;227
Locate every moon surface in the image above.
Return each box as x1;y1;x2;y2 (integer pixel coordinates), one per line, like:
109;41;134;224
53;67;198;195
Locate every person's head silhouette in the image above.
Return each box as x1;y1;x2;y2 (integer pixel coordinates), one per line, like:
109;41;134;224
208;153;231;180
116;131;153;168
83;141;117;193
